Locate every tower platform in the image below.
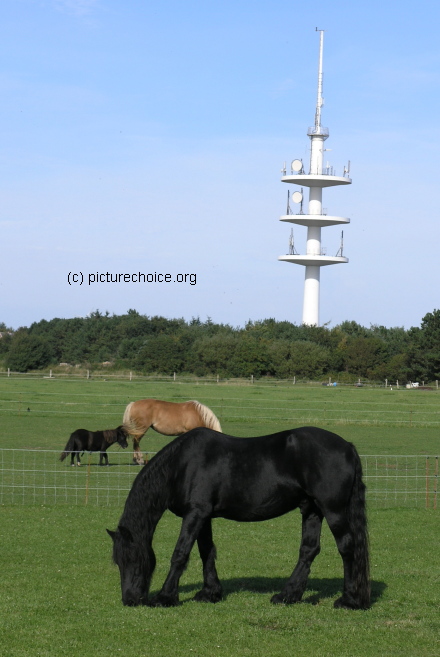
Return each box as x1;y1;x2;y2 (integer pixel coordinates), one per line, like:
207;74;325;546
279;255;348;267
281;174;351;188
280;214;350;227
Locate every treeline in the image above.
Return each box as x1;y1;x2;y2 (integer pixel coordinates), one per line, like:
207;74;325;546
1;309;440;382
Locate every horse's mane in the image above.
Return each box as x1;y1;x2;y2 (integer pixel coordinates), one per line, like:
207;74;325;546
121;436;185;536
103;429;118;444
190;400;222;432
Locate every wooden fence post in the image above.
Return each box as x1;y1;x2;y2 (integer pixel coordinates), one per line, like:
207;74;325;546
426;457;430;509
85;453;92;505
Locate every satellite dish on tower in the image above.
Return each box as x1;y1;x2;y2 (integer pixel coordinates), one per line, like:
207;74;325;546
292;191;303;204
291;159;303;173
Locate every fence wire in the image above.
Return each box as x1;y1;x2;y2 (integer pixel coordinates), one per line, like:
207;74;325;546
0;449;438;508
0;449;143;507
362;455;438;508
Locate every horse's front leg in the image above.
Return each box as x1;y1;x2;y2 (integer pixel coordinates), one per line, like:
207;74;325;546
148;511;208;607
99;451;109;466
132;437;145;465
194;518;222;603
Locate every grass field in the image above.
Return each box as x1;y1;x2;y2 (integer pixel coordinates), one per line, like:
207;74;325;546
0;376;439;656
1;375;440;452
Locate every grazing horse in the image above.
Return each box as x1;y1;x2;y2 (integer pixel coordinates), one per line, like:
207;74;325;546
107;426;370;610
60;426;128;466
122;398;222;464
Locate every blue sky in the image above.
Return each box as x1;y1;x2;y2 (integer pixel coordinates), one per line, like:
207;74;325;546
1;0;439;330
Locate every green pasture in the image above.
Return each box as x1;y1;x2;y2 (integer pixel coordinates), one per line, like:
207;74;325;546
0;505;438;657
1;374;440;453
0;376;439;656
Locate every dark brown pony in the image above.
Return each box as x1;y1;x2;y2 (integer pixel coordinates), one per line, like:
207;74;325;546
60;426;128;466
122;399;222;464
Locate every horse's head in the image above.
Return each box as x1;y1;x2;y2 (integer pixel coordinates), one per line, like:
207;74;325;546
107;526;155;606
116;426;129;450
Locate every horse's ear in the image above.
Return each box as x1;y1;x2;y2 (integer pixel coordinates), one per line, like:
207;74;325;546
118;525;134;543
106;529;116;541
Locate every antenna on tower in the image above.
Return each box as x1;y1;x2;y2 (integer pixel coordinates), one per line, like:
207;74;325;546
314;29;325;132
299;187;304;214
335;231;344;257
288;228;298;255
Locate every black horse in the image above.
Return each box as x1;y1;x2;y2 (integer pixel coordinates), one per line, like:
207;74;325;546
60;426;128;466
108;426;370;609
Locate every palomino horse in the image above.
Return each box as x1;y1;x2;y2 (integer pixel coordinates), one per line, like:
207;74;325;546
122;399;222;464
108;426;370;609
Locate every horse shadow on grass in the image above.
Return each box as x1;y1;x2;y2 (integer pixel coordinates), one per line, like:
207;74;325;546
164;576;386;607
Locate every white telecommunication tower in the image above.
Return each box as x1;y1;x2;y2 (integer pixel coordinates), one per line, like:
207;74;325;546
278;30;351;326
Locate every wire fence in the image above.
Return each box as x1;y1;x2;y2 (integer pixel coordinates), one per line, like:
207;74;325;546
1;369;439;390
363;454;438;509
0;449;438;509
2;392;440;427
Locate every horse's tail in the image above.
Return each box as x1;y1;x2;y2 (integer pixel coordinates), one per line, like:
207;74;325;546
191;401;222;432
347;446;370;609
122;402;145;439
60;433;76;461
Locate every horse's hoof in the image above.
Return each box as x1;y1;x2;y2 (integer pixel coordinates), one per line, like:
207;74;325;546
270;593;299;605
334;596;364;610
271;593;286;604
147;594;179;608
194;588;223;603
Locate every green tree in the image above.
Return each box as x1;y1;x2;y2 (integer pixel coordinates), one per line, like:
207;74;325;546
343;336;388;377
5;331;53;372
135;335;189;374
268;340;330;379
0;331;13;356
406;310;440;381
229;337;270;378
336;320;370;338
368;353;409;382
420;309;440;346
189;334;239;376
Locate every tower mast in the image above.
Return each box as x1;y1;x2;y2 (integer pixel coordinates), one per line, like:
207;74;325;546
278;30;351;326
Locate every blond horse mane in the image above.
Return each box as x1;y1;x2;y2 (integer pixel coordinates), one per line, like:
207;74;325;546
190;400;222;432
